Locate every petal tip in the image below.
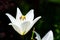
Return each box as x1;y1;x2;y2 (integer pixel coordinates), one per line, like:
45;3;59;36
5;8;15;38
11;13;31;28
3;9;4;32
49;30;53;33
49;30;53;36
31;9;34;11
5;13;9;16
9;23;12;25
17;7;19;10
38;16;41;19
29;9;34;14
17;7;21;12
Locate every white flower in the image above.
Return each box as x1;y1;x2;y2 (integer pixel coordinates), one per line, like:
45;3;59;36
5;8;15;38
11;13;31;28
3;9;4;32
34;30;53;40
6;7;41;35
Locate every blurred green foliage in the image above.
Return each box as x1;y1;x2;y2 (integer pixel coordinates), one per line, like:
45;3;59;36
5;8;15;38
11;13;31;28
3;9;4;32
49;0;60;3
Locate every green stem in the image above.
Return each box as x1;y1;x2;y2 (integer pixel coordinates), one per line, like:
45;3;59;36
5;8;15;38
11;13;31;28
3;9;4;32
31;31;34;40
31;28;35;40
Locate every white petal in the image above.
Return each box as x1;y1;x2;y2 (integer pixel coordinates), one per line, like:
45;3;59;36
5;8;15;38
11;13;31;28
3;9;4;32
6;13;16;23
26;9;34;21
42;30;53;40
20;21;30;34
33;16;41;25
25;16;41;34
9;23;23;35
34;31;41;40
16;7;22;20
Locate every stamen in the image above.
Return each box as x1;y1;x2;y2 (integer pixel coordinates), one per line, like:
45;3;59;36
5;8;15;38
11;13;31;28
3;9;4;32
20;15;26;20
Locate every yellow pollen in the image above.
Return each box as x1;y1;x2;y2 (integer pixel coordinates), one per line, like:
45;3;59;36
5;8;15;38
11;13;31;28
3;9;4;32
20;15;26;20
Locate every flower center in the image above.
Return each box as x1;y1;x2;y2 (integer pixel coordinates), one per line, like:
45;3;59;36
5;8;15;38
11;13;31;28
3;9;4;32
20;15;26;20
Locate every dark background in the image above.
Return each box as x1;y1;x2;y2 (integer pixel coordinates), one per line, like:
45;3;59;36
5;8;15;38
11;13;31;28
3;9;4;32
0;0;60;40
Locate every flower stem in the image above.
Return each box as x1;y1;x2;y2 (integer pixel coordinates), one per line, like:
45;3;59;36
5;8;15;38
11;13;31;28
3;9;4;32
31;28;35;40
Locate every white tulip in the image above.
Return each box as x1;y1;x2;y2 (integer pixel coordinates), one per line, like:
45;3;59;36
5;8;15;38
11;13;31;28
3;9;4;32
34;30;53;40
6;7;41;35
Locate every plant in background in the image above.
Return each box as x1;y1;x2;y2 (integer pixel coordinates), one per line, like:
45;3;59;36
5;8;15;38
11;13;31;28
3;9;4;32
6;7;41;35
34;30;53;40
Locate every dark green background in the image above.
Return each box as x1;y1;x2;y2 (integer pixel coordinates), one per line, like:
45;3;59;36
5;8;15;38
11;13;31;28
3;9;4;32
0;0;60;40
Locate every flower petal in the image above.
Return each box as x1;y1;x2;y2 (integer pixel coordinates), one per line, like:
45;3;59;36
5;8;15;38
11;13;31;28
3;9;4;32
42;30;53;40
6;13;15;23
33;16;41;25
9;23;23;35
25;16;41;34
26;9;34;21
20;21;30;35
16;7;22;20
34;31;41;40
